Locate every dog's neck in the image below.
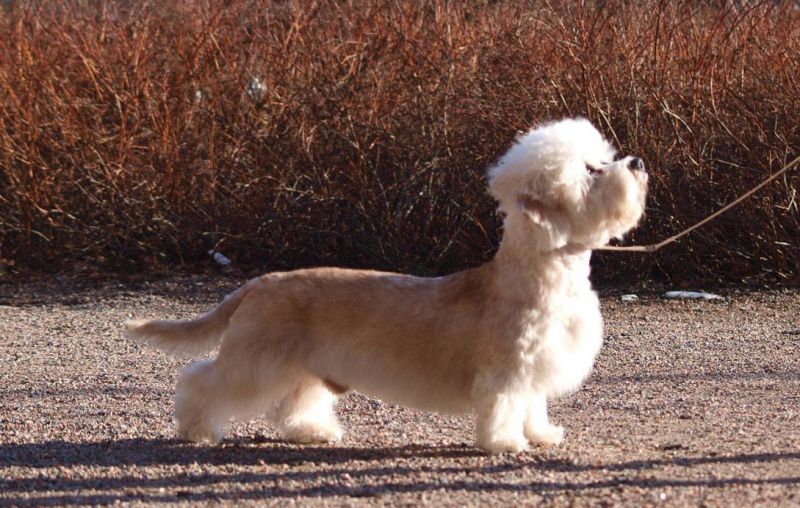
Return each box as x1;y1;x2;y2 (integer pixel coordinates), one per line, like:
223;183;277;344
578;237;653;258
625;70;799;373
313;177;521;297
490;226;593;301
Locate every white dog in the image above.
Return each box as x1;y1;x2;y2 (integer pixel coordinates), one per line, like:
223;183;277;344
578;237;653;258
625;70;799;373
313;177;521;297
126;118;648;453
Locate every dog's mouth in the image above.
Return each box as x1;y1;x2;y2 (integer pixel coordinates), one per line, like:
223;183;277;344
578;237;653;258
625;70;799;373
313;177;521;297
634;170;649;188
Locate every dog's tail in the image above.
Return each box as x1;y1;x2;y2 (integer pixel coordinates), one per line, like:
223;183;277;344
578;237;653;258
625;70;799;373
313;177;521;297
124;282;252;357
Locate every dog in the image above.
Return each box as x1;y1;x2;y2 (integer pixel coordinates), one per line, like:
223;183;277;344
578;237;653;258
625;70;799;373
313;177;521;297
125;118;648;453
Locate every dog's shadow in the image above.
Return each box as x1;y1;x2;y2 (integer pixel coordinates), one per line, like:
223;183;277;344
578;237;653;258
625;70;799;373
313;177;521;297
0;436;484;469
2;438;798;505
0;438;487;504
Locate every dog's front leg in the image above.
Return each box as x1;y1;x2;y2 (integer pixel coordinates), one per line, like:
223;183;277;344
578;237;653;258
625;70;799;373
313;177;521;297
473;375;528;454
523;392;564;446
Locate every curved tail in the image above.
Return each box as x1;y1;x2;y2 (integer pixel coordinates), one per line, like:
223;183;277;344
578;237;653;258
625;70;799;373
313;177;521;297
124;282;252;357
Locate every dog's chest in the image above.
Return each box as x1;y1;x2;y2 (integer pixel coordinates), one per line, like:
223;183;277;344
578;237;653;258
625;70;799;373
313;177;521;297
517;285;600;341
516;288;603;395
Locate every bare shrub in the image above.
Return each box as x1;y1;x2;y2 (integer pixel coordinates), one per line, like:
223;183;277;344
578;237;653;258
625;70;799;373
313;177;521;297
1;1;798;283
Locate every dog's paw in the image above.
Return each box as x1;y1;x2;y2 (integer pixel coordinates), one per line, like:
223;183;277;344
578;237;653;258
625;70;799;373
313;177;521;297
178;423;224;444
479;434;528;454
282;421;343;444
526;424;564;446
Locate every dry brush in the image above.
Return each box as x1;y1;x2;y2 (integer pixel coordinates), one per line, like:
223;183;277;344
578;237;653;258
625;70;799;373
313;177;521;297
1;0;798;283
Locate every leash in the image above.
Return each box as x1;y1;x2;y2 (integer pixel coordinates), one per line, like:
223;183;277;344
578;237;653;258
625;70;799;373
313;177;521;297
596;153;800;253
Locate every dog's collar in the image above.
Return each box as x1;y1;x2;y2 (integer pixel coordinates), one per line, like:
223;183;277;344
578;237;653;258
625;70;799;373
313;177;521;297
555;243;592;256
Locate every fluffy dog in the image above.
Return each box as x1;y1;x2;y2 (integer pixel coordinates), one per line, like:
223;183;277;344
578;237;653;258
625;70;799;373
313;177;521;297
125;118;648;453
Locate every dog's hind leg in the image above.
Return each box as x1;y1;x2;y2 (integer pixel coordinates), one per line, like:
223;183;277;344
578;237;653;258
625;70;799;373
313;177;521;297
174;359;232;443
523;392;564;446
175;340;295;444
275;375;343;444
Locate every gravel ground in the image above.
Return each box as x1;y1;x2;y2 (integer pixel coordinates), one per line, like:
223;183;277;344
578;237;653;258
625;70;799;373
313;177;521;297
1;275;798;506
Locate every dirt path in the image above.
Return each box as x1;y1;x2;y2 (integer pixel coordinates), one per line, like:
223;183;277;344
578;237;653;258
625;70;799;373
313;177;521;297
1;276;798;506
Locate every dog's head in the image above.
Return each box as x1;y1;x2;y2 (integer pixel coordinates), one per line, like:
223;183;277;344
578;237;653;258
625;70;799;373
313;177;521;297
488;118;648;251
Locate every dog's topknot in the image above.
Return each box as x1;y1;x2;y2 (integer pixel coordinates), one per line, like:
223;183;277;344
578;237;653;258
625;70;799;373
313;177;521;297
487;118;615;208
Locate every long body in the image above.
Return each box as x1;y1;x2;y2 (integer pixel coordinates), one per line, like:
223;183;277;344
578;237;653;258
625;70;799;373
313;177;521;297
220;249;601;414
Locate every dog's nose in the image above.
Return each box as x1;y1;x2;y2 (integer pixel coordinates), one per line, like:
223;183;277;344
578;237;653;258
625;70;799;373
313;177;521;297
628;157;645;172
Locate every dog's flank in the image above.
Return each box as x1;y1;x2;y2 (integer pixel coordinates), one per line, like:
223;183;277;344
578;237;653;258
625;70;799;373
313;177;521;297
125;117;648;453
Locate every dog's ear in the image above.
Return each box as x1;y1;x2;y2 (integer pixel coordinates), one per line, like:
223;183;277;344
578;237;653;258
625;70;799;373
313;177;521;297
516;194;558;226
516;193;571;250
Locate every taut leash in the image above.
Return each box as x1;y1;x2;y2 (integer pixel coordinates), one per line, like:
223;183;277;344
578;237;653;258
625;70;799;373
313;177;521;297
596;154;800;253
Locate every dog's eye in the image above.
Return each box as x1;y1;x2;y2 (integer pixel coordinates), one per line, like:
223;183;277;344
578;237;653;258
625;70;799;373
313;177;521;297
586;164;604;175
